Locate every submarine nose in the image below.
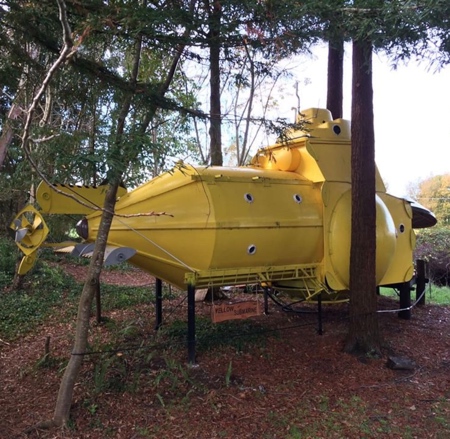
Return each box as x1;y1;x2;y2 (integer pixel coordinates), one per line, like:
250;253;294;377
76;218;89;240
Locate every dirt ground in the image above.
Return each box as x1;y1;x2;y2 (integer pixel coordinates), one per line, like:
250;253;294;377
1;264;450;439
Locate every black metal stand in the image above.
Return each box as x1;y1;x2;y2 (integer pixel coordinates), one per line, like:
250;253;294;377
187;284;196;365
155;278;163;330
317;293;323;335
263;286;269;315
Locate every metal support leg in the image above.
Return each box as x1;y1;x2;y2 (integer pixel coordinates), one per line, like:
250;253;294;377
317;293;323;335
263;286;269;315
398;281;411;320
187;284;196;365
154;278;163;330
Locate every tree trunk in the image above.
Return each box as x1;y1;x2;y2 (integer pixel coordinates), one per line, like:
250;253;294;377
52;18;143;425
208;0;223;166
0;103;22;169
345;38;381;355
53;181;119;426
326;38;344;120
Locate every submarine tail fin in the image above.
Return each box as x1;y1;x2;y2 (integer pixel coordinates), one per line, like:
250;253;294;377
36;181;127;215
71;243;136;266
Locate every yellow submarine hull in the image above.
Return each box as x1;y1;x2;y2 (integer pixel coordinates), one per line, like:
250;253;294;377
85;165;325;291
71;108;435;297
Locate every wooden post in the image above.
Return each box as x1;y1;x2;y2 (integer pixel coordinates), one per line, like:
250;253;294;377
154;278;163;330
187;284;196;365
415;259;427;306
398;281;411;320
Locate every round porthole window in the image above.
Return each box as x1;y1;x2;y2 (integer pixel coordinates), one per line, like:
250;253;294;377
244;193;254;203
293;194;302;204
399;224;405;233
247;244;257;255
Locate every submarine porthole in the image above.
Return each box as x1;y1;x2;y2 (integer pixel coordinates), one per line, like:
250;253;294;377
247;244;257;255
399;224;405;233
244;193;254;203
293;194;302;203
333;125;341;135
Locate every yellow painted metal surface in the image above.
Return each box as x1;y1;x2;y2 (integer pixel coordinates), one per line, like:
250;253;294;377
11;107;437;296
18;251;38;275
324;188;397;290
36;181;127;214
377;193;416;284
10;205;49;256
84;164;324;289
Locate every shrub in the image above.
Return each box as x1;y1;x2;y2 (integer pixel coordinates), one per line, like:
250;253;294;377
0;236;20;288
414;226;450;286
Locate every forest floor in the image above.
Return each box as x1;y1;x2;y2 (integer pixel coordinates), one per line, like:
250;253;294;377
1;263;450;439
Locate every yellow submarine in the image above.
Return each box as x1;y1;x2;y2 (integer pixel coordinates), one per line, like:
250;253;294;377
11;108;436;300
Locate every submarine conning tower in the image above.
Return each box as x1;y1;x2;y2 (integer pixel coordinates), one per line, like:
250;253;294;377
251;107;385;190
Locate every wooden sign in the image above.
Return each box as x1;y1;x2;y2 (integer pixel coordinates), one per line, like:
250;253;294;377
211;300;262;323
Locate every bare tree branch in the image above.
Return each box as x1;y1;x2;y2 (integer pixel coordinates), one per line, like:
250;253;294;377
20;0;77;188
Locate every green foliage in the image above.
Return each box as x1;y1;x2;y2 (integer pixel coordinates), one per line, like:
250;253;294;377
91;354;130;394
99;284;152;311
0;247;156;341
415;226;450;286
0;236;19;287
0;261;81;340
414;174;450;225
44;215;81;244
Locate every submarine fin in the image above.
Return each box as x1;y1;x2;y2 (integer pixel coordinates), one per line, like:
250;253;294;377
407;199;437;229
36;181;127;214
104;246;136;266
44;241;80;252
72;243;95;257
17;250;39;275
71;243;136;266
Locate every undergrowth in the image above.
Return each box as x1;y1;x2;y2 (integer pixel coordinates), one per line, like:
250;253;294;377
0;236;154;341
160;317;271;353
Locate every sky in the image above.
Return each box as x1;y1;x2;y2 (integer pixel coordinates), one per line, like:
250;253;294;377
280;44;450;197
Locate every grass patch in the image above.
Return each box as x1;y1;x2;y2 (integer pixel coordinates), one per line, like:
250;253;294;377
425;284;450;305
381;284;450;305
265;394;450;439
